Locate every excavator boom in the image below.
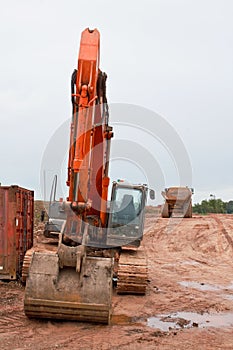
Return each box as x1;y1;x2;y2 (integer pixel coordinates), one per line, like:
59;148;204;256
67;28;112;227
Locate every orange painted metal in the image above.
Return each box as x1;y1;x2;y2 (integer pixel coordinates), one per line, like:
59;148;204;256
67;28;100;205
0;185;34;279
67;28;113;227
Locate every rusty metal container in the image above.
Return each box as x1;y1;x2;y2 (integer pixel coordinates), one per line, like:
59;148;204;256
0;185;34;280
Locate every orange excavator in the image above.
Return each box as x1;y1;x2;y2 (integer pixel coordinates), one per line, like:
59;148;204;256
24;28;154;324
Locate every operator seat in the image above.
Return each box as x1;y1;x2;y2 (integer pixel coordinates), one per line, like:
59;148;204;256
117;194;136;222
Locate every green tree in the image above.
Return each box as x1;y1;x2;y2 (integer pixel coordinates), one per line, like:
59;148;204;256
193;198;227;214
226;201;233;214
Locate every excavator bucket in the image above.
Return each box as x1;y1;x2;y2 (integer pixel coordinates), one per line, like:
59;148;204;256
24;252;113;324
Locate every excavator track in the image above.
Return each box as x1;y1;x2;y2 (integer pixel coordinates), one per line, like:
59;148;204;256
24;252;113;324
117;250;148;294
21;248;34;283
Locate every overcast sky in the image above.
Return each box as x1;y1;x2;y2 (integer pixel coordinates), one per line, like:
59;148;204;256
0;0;232;204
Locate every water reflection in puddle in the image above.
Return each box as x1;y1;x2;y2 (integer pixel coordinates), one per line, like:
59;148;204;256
147;311;233;330
147;316;178;331
111;311;233;331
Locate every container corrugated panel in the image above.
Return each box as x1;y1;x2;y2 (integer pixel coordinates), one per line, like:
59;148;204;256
0;185;34;280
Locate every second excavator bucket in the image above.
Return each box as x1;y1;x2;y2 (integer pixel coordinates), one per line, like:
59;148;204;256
24;252;113;324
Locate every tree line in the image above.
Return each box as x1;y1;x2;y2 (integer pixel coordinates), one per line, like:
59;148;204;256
193;199;233;214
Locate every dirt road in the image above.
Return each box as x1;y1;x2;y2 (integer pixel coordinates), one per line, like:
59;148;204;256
1;213;233;349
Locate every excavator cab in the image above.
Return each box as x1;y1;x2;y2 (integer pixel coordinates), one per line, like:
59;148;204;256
107;181;149;248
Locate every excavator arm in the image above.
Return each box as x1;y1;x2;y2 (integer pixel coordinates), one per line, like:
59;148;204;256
67;28;113;228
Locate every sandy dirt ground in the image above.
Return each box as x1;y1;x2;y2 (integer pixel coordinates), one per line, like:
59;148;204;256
1;212;233;349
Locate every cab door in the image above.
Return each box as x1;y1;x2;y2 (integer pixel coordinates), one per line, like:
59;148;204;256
107;182;147;248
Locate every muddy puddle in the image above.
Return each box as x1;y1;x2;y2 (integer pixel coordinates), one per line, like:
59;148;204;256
147;316;181;331
112;311;233;331
179;281;222;291
179;280;233;290
147;311;233;331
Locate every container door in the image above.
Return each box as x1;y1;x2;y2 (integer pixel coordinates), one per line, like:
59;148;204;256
0;189;10;278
